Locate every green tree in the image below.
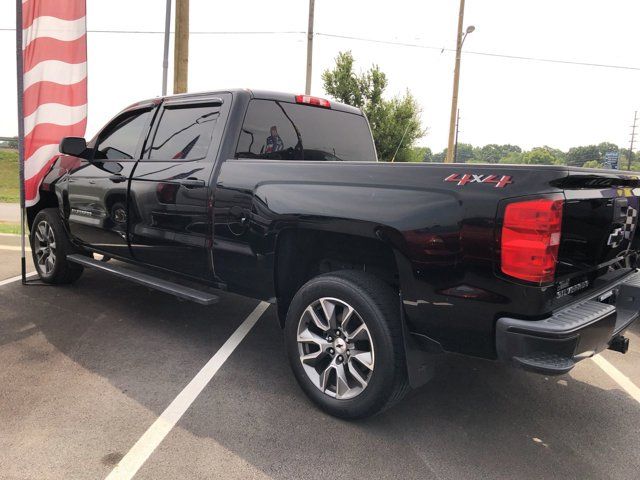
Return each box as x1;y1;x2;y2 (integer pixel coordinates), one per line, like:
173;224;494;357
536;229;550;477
566;145;600;166
498;151;526;164
477;144;522;163
521;147;559;165
405;146;432;162
582;160;600;169
322;51;425;161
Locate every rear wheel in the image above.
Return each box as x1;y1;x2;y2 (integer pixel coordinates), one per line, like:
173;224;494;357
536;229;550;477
30;208;83;284
285;270;409;419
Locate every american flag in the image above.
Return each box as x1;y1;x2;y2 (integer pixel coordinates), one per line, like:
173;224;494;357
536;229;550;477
22;0;87;206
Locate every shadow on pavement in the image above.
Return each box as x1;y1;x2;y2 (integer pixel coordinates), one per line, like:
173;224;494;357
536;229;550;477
1;269;639;480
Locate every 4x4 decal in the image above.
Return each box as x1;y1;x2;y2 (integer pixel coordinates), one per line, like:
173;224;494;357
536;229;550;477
444;173;513;188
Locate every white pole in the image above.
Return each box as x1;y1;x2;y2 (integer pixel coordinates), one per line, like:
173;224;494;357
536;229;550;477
15;0;27;284
162;0;172;96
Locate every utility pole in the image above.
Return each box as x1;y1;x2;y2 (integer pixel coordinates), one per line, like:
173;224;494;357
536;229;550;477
305;0;315;95
445;0;469;163
162;0;171;96
173;0;189;94
629;111;638;170
453;109;460;163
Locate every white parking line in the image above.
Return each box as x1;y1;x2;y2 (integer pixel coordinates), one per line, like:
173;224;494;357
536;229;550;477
0;245;31;252
0;272;37;286
105;301;271;480
592;355;640;404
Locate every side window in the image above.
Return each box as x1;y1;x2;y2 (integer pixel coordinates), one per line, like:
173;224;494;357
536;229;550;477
147;104;220;161
94;109;152;161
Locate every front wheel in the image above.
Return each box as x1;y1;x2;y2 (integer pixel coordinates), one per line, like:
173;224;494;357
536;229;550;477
30;208;83;284
285;270;409;419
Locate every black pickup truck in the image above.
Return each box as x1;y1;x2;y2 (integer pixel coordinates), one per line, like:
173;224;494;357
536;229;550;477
29;89;639;419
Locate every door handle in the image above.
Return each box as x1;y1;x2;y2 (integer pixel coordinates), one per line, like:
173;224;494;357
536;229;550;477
109;174;127;183
180;178;206;189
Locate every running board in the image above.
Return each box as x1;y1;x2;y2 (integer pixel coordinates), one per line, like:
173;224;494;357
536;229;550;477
67;254;219;305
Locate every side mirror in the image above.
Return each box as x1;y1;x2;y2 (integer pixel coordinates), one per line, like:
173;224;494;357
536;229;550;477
59;137;88;157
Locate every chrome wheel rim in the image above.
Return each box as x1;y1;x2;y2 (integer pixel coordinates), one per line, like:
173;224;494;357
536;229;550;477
34;220;56;275
297;297;375;400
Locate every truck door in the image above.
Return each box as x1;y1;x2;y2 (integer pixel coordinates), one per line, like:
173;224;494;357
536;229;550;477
128;95;228;279
67;106;155;259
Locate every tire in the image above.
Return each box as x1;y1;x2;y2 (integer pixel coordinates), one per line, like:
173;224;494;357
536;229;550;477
285;270;409;419
30;208;83;284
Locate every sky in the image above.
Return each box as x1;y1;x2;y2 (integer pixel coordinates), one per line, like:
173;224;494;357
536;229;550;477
1;0;639;153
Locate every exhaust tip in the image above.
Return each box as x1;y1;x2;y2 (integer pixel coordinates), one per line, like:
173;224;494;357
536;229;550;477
608;335;630;354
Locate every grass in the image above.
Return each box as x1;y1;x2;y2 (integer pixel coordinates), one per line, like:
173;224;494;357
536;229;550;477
0;222;21;235
0;149;19;203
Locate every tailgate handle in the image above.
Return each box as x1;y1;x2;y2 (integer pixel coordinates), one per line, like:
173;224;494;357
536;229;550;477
180;178;205;189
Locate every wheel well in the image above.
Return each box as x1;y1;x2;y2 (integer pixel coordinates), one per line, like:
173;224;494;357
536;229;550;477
274;229;399;327
26;191;58;230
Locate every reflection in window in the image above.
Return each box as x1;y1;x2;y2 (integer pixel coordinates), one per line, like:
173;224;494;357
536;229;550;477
94;109;152;161
148;105;220;161
236;99;376;162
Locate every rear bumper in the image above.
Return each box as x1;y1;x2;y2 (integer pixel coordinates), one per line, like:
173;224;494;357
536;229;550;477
496;270;640;375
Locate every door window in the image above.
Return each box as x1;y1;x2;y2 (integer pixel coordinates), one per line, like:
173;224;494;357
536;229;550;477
147;105;220;161
94;109;152;161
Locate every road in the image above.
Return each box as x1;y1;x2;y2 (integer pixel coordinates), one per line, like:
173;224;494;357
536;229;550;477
0;203;19;223
0;234;639;480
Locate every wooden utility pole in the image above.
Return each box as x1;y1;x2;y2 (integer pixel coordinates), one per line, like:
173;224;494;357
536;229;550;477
173;0;189;94
445;0;466;163
305;0;315;95
628;111;638;170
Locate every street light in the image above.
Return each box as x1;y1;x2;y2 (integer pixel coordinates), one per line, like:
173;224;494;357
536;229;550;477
445;0;475;163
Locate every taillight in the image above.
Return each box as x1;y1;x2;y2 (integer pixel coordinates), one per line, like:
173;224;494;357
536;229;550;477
295;95;331;108
500;198;563;283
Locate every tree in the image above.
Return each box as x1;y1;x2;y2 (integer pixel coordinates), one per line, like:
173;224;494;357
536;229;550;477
477;144;521;163
0;136;18;149
322;51;425;161
405;146;432;162
454;143;475;163
566;145;600;166
521;147;559;165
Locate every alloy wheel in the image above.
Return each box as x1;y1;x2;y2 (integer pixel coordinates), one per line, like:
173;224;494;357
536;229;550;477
33;220;56;275
297;297;375;400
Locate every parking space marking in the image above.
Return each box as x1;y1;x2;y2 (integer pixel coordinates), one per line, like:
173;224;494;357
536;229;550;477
0;245;31;252
105;301;271;480
592;355;640;404
0;272;37;286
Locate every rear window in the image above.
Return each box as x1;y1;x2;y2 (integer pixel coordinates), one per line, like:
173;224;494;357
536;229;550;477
235;99;376;162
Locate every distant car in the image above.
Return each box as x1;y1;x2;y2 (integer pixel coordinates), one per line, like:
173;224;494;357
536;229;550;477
28;89;639;419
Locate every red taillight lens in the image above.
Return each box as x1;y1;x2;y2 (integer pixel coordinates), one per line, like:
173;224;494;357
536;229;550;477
501;198;563;283
295;95;331;108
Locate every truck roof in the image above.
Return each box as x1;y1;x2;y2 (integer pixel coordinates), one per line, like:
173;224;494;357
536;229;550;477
130;88;363;116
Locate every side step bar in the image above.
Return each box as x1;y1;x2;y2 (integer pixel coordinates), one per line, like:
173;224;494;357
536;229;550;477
67;254;219;305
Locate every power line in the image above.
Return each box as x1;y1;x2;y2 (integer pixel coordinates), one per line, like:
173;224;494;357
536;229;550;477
316;33;640;72
0;28;305;35
2;27;640;72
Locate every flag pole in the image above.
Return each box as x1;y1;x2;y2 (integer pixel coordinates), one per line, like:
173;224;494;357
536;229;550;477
16;0;27;284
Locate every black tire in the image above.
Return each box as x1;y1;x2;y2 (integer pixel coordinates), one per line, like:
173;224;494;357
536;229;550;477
30;208;83;284
285;270;409;419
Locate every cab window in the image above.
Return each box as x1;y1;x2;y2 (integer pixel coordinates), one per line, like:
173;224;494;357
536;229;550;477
94;109;152;161
147;104;220;161
235;99;376;162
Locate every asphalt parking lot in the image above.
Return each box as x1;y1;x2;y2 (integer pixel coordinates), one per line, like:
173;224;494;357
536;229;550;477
1;233;639;480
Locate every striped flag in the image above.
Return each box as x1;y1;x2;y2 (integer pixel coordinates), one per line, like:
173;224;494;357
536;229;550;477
21;0;87;207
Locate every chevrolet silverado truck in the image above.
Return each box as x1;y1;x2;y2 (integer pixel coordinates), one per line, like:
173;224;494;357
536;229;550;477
28;89;639;419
